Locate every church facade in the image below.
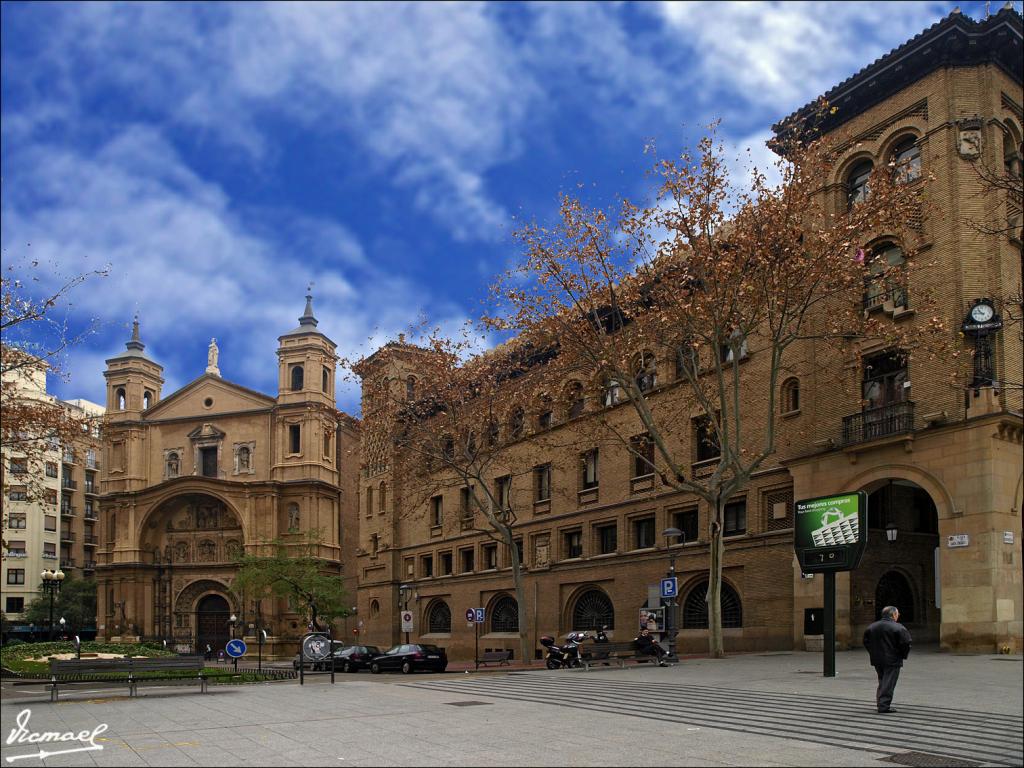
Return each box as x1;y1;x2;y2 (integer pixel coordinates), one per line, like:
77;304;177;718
95;298;359;655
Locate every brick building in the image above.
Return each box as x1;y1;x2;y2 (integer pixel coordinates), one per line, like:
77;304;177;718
353;8;1023;661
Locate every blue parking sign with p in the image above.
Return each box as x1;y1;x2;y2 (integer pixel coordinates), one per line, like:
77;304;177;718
474;608;485;623
660;578;678;599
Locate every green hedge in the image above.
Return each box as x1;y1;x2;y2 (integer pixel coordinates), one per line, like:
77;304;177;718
1;641;176;674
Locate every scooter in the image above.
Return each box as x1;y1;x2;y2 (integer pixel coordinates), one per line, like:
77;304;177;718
539;631;592;669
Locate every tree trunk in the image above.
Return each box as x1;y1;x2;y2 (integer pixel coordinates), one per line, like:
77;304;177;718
708;495;726;658
504;528;530;664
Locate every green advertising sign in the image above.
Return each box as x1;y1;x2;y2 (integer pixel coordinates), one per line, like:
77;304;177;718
794;491;868;573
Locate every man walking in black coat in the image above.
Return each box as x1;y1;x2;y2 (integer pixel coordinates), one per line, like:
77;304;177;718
863;605;913;713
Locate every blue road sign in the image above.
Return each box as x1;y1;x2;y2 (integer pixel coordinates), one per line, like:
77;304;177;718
225;639;247;658
660;578;678;599
474;608;485;623
465;608;476;623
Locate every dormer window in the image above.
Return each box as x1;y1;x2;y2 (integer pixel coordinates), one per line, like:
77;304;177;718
847;160;873;208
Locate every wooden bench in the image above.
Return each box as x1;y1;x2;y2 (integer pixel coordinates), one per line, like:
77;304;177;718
580;641;658;670
476;650;512;667
12;656;207;701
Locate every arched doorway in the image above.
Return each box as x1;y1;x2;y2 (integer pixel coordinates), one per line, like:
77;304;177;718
851;479;940;642
196;594;231;653
875;571;915;622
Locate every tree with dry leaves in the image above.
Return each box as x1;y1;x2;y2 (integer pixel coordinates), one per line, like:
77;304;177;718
354;333;550;663
489;108;947;658
1;257;107;539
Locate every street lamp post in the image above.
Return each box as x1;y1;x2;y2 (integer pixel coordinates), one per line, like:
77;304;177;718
40;569;65;642
59;616;66;641
662;527;684;662
229;614;238;672
399;584;411;644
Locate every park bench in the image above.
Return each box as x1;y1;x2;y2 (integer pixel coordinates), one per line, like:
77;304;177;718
476;650;512;667
12;656;207;701
580;641;657;670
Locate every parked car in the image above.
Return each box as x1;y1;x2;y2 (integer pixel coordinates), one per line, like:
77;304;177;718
292;641;346;671
369;644;448;674
332;645;382;672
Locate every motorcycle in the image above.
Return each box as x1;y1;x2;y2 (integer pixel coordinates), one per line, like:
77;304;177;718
540;630;597;669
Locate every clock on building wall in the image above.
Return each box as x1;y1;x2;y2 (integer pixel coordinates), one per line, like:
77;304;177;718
962;298;1002;335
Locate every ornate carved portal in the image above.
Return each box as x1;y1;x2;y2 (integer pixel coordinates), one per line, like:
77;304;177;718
141;494;245;646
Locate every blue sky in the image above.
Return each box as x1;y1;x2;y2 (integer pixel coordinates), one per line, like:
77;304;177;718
1;1;999;415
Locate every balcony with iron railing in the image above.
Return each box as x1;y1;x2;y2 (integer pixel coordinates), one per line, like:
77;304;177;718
62;451;76;465
84;510;99;521
60;558;76;569
863;281;910;313
84;483;98;495
60;531;76;543
83;561;97;571
60;506;76;518
83;535;99;546
842;401;915;446
62;478;78;490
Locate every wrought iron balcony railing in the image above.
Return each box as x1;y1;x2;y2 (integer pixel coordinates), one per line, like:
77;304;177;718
842;401;915;445
864;282;910;312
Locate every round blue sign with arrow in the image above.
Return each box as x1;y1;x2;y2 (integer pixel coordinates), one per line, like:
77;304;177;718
225;639;247;658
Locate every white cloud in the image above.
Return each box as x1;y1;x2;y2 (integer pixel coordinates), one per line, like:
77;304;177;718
654;1;950;114
17;2;534;242
1;125;471;413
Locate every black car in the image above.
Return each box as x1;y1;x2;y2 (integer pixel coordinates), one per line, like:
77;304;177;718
369;644;448;674
292;641;346;671
332;645;382;672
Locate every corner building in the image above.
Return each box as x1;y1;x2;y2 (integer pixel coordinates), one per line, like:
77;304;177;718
354;9;1023;661
96;299;359;656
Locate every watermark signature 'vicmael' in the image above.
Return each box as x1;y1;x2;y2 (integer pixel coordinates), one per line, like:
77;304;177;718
5;708;108;763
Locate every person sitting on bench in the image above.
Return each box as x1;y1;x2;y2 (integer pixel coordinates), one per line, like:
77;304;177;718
635;627;669;666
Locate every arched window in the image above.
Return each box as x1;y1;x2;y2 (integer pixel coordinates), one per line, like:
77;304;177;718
633;352;657;393
891;136;921;184
287;503;300;532
682;580;743;629
378;482;387;513
566;382;585;419
322;367;330;393
509;408;525;440
847;160;873;208
369;599;380;618
143;390;152;409
406;376;417;401
490;594;519;633
865;242;907;310
116;388;126;410
603;377;624;407
875;571;915;622
166;452;180;479
781;378;800;414
427;600;452;633
572;589;615;630
290;364;304;391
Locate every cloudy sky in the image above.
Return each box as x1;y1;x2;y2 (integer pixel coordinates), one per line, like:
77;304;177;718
1;1;995;415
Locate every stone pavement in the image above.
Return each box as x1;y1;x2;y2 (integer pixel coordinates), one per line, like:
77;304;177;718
1;648;1020;767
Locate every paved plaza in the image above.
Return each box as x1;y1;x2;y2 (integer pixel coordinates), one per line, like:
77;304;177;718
2;648;1021;767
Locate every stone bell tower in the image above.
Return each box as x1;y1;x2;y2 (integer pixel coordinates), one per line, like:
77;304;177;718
102;316;163;494
273;292;339;484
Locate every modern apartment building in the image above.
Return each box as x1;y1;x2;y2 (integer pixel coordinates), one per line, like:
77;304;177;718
1;353;104;636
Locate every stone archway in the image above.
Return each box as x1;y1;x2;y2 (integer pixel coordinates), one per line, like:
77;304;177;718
196;594;231;654
850;477;940;643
